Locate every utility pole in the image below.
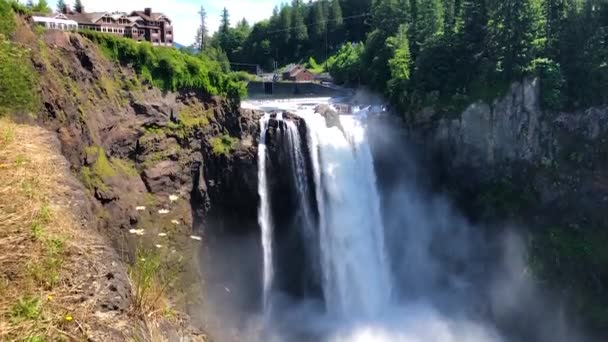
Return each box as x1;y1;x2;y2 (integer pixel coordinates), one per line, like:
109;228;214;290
324;19;328;72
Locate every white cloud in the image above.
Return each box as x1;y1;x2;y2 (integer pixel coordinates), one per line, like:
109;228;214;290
40;0;283;45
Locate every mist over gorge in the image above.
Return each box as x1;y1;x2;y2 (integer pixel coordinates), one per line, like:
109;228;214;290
198;91;598;342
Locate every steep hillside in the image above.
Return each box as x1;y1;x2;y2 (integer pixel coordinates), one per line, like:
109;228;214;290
404;78;608;331
1;3;259;340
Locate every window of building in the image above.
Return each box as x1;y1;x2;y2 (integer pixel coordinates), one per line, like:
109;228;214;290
167;30;172;35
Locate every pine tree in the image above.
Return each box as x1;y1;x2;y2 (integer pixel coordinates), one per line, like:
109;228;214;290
387;24;412;106
220;7;230;34
291;0;309;42
290;0;308;58
456;0;489;86
194;5;208;51
73;0;83;13
277;5;292;62
311;1;326;41
328;0;344;48
56;0;66;13
491;0;544;79
26;0;34;9
412;0;444;47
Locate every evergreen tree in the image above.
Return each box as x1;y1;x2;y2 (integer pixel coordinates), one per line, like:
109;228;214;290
220;7;230;33
277;5;292;62
194;5;209;51
26;0;34;9
456;0;490;88
73;0;83;13
491;0;544;79
56;0;66;13
311;1;327;41
412;0;444;49
291;0;309;45
216;7;231;56
387;24;412;106
328;0;344;48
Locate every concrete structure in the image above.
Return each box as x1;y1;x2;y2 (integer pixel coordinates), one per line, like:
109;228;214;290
32;15;78;31
248;81;340;98
61;7;173;46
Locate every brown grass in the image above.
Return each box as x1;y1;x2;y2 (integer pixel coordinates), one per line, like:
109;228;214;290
0;118;127;341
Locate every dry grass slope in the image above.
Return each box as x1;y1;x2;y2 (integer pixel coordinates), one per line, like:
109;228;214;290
0;118;135;341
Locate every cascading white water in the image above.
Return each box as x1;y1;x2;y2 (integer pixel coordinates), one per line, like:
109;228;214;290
257;113;273;310
284;120;316;242
241;98;565;342
302;110;392;317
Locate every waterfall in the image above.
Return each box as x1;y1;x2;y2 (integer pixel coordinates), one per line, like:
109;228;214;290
257;104;392;318
257;113;273;310
303;111;392;317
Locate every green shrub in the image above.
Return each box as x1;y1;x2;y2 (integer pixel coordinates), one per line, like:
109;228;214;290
528;58;565;111
0;0;16;36
306;57;325;74
327;42;364;85
209;134;238;156
80;146;138;191
0;32;39;117
79;31;247;102
10;296;42;322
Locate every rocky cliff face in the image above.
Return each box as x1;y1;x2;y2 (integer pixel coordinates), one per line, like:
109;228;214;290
411;78;608;330
13;24;261;338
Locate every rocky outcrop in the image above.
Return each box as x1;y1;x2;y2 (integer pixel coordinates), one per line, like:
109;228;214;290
405;78;608;331
315;104;344;132
15;25;260;340
422;79;608;172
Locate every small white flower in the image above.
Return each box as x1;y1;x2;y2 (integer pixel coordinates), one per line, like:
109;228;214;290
190;235;202;241
171;220;180;225
136;206;146;211
155;244;163;249
158;233;168;237
169;195;179;202
129;229;145;236
158;209;170;215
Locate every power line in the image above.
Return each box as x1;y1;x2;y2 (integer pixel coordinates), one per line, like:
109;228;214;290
261;12;370;35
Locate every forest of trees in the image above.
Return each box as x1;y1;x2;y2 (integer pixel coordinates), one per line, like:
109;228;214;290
200;0;607;114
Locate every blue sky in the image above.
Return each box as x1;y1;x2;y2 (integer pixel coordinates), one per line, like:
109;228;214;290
36;0;286;45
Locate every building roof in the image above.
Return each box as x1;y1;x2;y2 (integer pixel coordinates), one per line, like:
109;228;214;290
283;64;301;74
63;9;171;26
131;11;170;22
32;16;78;25
291;68;313;78
64;12;107;24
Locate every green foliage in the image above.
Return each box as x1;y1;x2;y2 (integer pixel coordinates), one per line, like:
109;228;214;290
72;0;82;13
529;225;608;328
0;0;16;36
528;58;565;110
306;57;325;73
80;146;139;191
327;42;364;85
129;247;181;314
0;37;39;117
209;134;238;156
80;31;246;102
31;0;50;14
10;297;42;322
